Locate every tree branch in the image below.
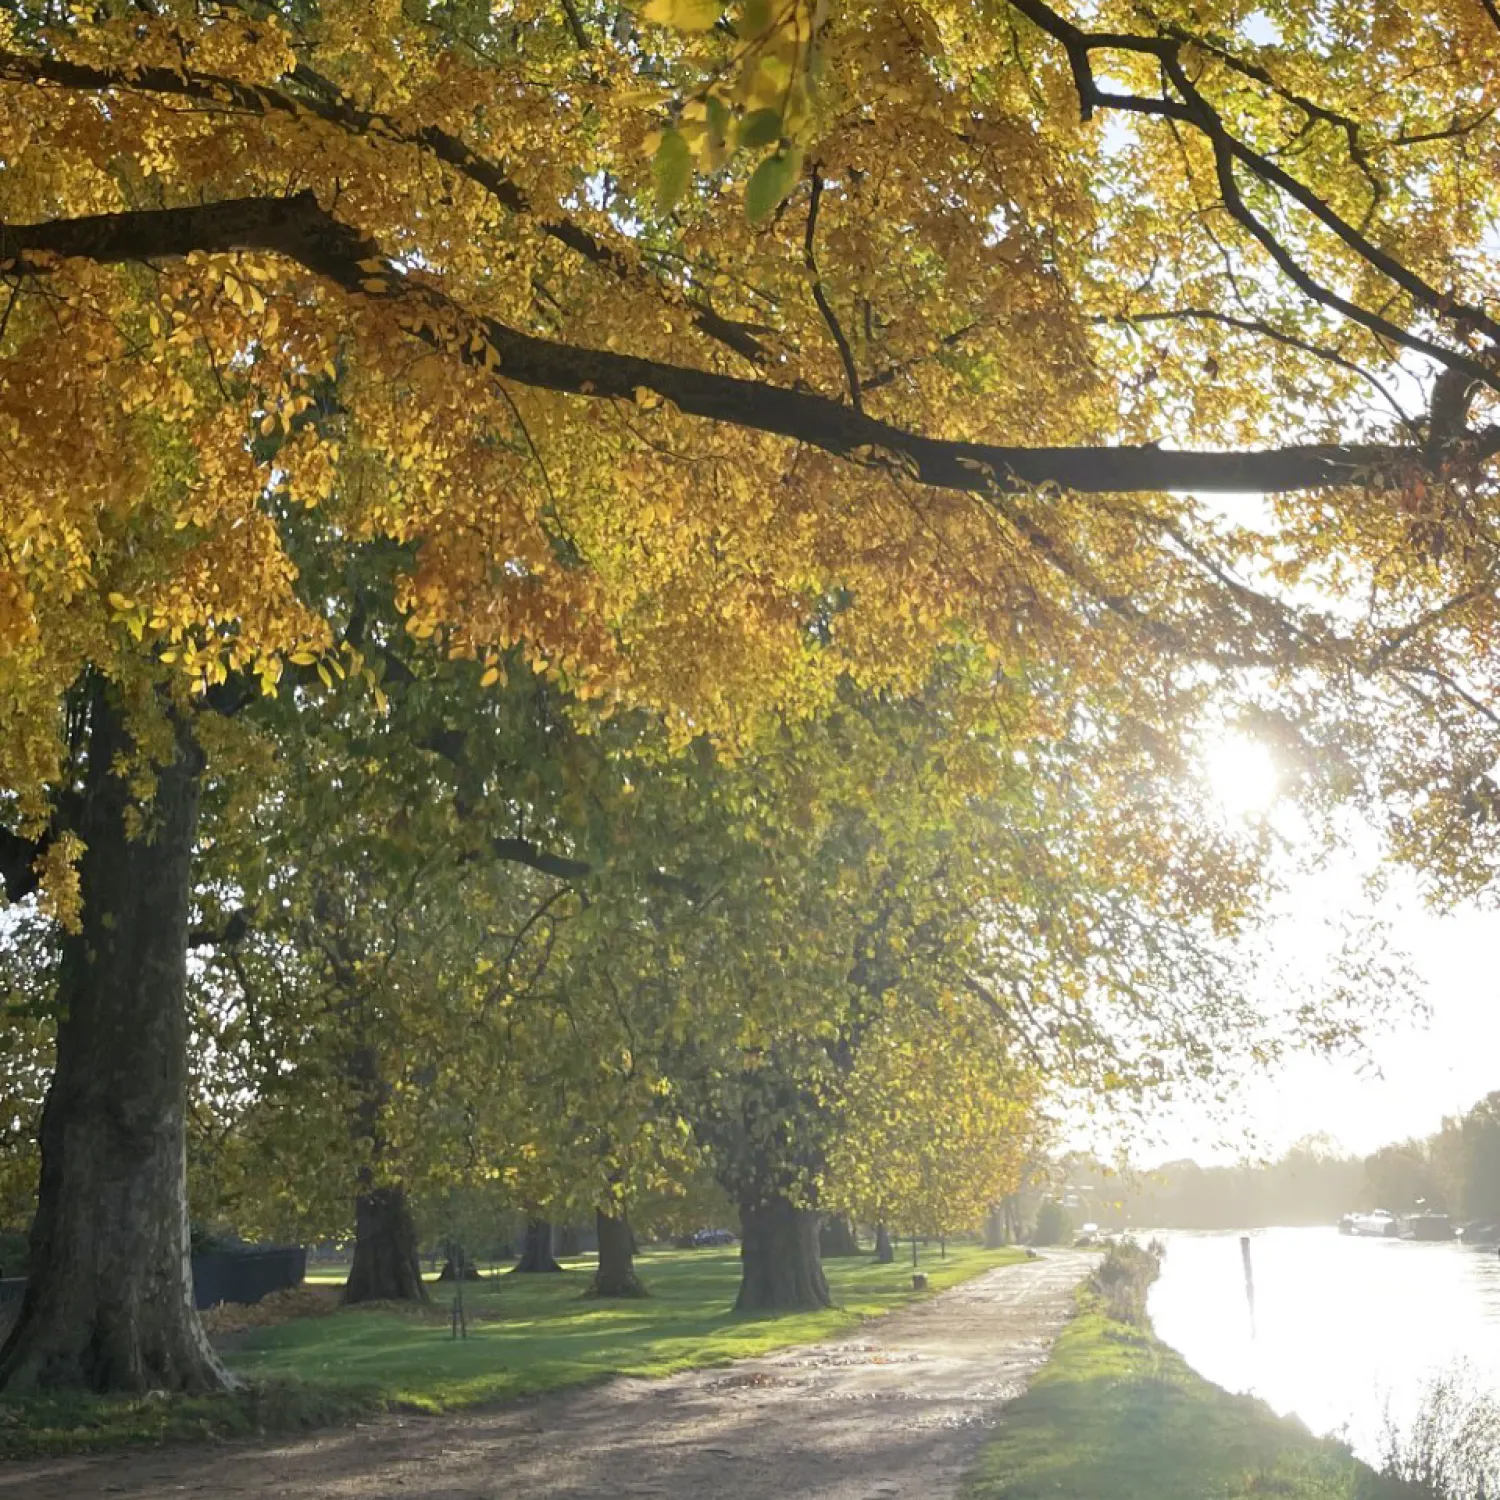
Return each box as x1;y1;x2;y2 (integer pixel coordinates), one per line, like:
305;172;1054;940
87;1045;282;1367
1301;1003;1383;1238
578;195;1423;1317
6;193;1496;500
1096;307;1421;435
804;170;862;412
1006;0;1500;389
0;48;768;365
490;836;593;881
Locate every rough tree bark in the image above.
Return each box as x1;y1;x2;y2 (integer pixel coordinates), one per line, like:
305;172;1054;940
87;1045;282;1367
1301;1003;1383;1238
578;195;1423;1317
0;684;229;1394
343;1185;427;1304
819;1214;860;1257
513;1219;562;1273
735;1196;831;1312
341;1033;425;1306
873;1222;895;1263
589;1209;647;1298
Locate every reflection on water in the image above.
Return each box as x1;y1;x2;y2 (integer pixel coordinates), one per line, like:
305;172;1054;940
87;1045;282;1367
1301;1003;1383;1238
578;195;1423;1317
1146;1227;1500;1461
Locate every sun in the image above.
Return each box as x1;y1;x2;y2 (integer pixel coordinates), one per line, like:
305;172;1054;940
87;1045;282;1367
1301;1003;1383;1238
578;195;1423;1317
1203;734;1279;818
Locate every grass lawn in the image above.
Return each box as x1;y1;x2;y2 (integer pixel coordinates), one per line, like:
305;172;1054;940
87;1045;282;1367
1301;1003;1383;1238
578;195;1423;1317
964;1292;1417;1500
0;1241;1024;1458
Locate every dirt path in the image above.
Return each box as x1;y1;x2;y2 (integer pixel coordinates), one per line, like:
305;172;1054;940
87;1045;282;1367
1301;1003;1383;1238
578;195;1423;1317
2;1251;1092;1500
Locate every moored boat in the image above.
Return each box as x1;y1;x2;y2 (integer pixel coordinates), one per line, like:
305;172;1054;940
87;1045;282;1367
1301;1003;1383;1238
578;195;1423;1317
1398;1213;1456;1241
1344;1209;1401;1238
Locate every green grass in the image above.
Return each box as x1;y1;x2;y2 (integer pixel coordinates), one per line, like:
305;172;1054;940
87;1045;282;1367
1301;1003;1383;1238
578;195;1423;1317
964;1293;1418;1500
0;1241;1023;1458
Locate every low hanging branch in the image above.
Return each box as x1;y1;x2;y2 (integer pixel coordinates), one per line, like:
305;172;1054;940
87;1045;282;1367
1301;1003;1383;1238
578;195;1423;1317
5;193;1493;499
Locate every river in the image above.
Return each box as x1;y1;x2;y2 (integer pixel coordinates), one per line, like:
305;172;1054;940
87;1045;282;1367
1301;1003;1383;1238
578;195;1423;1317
1145;1226;1500;1462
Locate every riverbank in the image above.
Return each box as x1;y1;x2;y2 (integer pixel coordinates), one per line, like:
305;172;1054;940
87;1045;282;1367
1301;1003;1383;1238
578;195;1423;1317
965;1245;1416;1500
0;1242;1023;1459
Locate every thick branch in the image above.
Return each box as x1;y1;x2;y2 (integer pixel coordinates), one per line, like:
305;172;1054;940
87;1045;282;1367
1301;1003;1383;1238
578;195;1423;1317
491;836;592;881
5;193;1495;499
0;49;767;365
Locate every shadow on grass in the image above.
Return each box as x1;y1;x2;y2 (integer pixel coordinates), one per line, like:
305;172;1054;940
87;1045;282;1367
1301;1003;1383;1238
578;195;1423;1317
0;1243;1026;1457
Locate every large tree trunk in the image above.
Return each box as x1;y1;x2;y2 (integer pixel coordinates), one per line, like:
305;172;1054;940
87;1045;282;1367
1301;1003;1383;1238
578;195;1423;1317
873;1222;895;1263
589;1209;647;1298
819;1214;859;1257
735;1196;831;1312
984;1204;1006;1249
513;1218;562;1272
0;686;229;1394
343;1185;427;1304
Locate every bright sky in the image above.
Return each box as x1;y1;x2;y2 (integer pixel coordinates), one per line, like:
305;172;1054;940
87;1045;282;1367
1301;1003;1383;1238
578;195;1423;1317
1111;455;1500;1168
1131;802;1500;1168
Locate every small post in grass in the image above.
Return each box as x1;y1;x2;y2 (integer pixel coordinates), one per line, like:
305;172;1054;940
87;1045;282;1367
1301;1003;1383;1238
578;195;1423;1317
1239;1234;1255;1338
451;1244;469;1340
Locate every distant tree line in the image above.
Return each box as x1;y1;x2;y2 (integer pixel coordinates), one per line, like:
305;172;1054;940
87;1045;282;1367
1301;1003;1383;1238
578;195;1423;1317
1070;1098;1500;1230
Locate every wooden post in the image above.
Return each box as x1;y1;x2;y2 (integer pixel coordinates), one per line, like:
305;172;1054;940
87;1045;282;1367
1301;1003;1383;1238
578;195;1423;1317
450;1245;469;1340
1240;1234;1256;1336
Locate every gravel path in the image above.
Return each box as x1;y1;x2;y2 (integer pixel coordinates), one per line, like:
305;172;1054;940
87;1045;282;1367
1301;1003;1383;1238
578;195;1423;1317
1;1251;1093;1500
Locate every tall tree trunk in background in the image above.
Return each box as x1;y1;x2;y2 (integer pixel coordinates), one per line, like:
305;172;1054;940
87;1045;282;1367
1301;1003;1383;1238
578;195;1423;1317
344;1185;427;1304
819;1214;859;1257
590;1209;647;1298
342;1040;426;1306
735;1196;831;1311
513;1218;562;1272
437;1242;483;1281
873;1222;895;1263
0;685;229;1394
556;1223;581;1257
984;1205;1006;1249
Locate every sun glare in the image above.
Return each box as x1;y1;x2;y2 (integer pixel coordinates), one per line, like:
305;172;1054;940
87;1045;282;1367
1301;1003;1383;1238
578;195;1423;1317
1204;734;1279;818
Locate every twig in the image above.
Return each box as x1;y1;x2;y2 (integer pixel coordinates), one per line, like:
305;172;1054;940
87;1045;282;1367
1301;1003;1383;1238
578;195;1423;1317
804;170;862;412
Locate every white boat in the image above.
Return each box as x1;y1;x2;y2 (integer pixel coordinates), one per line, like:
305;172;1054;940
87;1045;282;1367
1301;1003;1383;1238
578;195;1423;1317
1343;1209;1400;1238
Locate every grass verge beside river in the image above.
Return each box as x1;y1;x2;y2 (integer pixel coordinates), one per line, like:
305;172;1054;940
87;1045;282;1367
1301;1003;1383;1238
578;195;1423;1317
965;1242;1417;1500
0;1241;1023;1458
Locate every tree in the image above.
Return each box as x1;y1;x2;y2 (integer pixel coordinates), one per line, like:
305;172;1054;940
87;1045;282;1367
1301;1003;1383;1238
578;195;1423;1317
1031;1199;1074;1247
824;1002;1048;1248
5;0;1499;1391
1431;1094;1500;1226
1363;1142;1442;1214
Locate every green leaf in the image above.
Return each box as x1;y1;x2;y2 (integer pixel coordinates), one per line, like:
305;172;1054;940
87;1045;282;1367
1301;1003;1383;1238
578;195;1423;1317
642;0;720;30
741;0;773;36
706;94;732;143
745;149;799;224
654;128;693;214
737;108;783;151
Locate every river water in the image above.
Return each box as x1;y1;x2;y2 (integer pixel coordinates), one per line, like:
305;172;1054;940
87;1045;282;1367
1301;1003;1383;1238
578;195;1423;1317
1146;1226;1500;1461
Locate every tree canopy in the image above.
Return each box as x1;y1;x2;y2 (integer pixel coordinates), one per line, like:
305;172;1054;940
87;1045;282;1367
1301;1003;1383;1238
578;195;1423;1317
2;0;1499;1395
3;0;1500;834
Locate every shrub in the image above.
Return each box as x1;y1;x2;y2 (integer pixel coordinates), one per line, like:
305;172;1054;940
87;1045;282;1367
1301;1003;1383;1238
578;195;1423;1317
1031;1199;1074;1246
1378;1365;1500;1500
1089;1237;1163;1325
